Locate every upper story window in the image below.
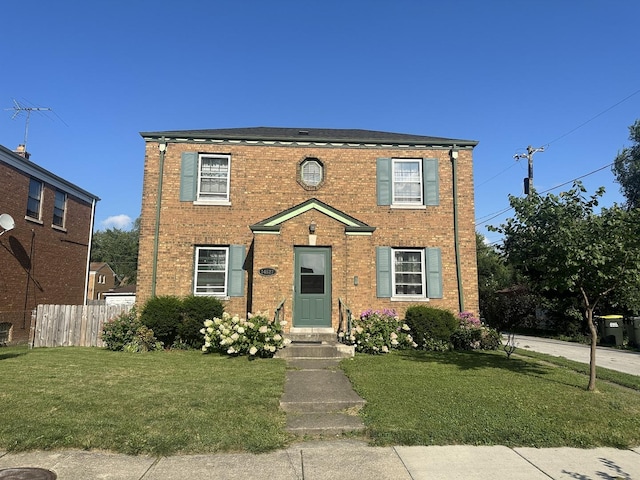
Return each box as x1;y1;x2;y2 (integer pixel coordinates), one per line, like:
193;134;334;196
298;157;325;191
53;190;67;228
393;159;422;205
376;157;439;208
198;154;230;202
302;159;322;186
27;178;43;220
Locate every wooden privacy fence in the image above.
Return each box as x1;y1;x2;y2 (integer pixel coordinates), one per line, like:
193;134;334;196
31;304;133;348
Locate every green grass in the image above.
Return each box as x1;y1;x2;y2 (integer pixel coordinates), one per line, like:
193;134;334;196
340;349;640;449
0;346;289;455
513;348;640;391
3;346;640;455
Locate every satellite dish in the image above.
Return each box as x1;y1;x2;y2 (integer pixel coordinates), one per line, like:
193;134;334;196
0;213;15;235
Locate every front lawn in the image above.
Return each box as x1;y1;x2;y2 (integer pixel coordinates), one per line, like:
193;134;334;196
340;349;640;449
0;347;288;455
2;346;640;455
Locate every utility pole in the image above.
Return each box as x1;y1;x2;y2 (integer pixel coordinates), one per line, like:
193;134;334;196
514;145;545;195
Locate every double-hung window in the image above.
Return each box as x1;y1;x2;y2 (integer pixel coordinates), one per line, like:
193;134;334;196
193;245;246;297
27;178;43;220
197;154;230;202
376;246;442;299
180;152;231;204
376;157;439;207
53;190;67;228
393;160;422;205
194;247;229;296
392;249;425;296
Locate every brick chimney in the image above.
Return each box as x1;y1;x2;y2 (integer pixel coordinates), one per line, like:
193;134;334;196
14;144;31;160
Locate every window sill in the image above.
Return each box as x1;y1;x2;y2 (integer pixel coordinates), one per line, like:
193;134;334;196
193;200;231;206
390;204;427;210
52;224;67;233
391;296;430;302
194;293;229;299
25;216;43;225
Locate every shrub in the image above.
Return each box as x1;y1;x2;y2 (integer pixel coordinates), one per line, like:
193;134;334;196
102;308;162;352
139;296;183;346
177;296;225;348
404;305;458;348
451;311;502;351
344;309;417;354
201;312;291;358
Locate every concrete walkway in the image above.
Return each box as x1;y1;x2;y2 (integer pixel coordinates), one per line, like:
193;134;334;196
2;442;640;479
513;334;640;376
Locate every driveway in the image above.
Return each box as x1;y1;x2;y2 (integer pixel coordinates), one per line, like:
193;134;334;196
512;334;640;376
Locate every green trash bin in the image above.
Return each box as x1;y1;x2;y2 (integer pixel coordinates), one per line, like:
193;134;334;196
597;315;624;346
626;317;640;347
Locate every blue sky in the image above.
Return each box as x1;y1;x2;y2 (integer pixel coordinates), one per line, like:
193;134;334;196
2;1;638;244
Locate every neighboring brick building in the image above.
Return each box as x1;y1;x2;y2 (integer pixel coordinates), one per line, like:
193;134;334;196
137;128;479;332
88;262;117;300
0;144;99;344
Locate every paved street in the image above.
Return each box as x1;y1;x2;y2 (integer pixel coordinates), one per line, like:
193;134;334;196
513;334;640;376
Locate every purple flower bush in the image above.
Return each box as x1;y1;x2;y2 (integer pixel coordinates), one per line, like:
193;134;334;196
450;311;501;350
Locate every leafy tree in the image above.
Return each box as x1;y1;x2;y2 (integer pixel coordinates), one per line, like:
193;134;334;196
91;218;139;285
612;119;640;209
490;183;640;390
476;233;513;323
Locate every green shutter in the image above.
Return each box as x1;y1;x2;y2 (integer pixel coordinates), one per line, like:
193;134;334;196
180;152;198;201
423;158;439;206
376;158;392;206
425;247;443;298
376;246;392;297
227;245;245;297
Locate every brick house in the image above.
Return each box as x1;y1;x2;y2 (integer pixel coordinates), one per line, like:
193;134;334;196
0;144;99;344
137;127;479;332
88;262;117;300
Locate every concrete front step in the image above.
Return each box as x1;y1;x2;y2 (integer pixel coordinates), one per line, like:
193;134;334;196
275;343;354;359
285;412;365;436
280;369;366;413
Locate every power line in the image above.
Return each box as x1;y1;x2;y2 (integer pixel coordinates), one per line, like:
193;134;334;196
475;161;616;228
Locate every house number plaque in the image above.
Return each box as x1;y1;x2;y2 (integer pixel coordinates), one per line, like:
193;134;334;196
259;268;277;276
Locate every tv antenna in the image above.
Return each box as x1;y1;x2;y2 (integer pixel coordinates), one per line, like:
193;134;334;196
5;99;52;151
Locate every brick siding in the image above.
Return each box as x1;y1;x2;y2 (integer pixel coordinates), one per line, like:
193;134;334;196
138;140;479;328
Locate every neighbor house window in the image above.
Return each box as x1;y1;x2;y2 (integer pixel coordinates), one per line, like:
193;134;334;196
393;159;423;205
53;190;67;228
392;249;425;296
194;247;229;296
197;154;230;202
26;178;43;220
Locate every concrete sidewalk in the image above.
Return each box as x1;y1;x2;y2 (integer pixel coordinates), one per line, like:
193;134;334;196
1;441;640;479
513;334;640;376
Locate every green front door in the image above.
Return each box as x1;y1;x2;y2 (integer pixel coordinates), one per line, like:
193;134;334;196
294;247;332;327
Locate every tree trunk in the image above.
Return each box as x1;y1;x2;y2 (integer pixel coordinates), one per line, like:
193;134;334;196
586;306;598;391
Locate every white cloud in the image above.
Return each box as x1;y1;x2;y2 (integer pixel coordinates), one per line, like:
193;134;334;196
100;214;132;230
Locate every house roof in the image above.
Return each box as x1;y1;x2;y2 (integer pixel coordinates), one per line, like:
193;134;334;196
90;262;116;274
140;127;478;148
0;144;100;204
105;285;136;294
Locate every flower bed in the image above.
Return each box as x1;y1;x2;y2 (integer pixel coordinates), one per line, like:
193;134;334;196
341;309;417;354
201;312;291;358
